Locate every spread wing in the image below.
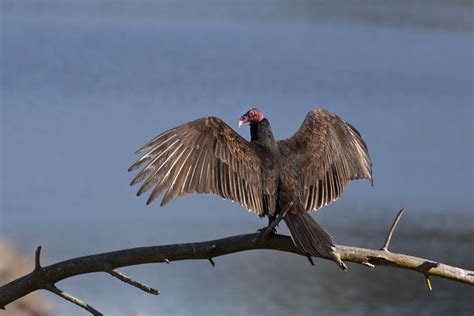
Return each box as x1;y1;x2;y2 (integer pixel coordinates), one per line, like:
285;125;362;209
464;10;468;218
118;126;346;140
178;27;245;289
278;109;372;211
128;117;264;214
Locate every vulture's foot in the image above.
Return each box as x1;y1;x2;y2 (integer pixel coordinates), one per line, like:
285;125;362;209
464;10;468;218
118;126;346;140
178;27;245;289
257;226;277;235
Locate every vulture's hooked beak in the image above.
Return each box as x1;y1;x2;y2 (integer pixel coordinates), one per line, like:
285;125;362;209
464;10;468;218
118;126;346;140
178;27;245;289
238;120;244;128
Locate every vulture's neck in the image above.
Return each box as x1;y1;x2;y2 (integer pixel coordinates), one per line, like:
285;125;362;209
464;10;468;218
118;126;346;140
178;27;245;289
250;118;277;150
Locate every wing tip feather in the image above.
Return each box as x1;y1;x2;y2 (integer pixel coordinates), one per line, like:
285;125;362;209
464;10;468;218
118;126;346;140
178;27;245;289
130;175;143;186
128;162;142;172
146;195;154;205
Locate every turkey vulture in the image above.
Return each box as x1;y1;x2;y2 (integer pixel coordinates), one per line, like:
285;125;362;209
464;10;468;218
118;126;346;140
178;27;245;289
128;108;372;267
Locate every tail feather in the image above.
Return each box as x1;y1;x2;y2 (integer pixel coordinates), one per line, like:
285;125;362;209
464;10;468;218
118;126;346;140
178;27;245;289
284;212;334;257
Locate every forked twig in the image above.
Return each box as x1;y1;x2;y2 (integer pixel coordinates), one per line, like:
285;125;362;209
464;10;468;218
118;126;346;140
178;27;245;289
261;203;292;240
108;269;159;295
45;284;103;316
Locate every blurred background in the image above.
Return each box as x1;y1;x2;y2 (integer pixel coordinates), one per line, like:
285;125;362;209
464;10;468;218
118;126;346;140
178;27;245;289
1;0;473;315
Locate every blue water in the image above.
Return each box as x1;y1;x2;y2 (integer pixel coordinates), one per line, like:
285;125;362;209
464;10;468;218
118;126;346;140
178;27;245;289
1;1;473;315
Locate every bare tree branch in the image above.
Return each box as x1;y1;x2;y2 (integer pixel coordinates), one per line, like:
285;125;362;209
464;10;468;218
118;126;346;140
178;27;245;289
1;208;473;314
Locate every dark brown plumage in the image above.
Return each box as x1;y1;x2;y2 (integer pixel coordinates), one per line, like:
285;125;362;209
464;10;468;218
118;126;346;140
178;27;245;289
129;108;372;266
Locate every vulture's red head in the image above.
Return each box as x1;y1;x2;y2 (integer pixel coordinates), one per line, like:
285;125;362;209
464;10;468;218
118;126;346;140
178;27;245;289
238;108;264;127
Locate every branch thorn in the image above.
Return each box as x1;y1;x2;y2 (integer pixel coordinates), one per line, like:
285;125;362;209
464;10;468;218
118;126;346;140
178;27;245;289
35;246;42;271
306;256;315;266
381;207;406;252
362;262;375;269
164;258;170;264
425;275;433;292
208;258;216;267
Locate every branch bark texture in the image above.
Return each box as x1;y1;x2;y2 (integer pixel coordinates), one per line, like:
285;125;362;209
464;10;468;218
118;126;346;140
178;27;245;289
1;232;473;311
